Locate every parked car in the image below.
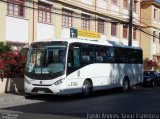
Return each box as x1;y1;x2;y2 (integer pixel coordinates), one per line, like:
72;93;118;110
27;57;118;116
143;71;160;87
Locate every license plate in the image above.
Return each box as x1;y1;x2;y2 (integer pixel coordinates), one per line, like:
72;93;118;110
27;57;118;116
38;91;45;94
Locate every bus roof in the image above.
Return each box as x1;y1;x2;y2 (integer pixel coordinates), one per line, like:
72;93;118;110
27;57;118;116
34;38;142;50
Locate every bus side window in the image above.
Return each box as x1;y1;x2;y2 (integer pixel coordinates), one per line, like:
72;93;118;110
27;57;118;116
107;47;114;63
96;46;106;63
67;44;80;75
81;45;95;66
67;46;80;67
73;48;80;67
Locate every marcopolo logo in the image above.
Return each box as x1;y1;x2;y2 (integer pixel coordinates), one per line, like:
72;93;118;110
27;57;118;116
40;81;43;84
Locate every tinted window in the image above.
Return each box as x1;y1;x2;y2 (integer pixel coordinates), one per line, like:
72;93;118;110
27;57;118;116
81;44;95;66
67;43;81;75
107;47;114;63
96;46;106;63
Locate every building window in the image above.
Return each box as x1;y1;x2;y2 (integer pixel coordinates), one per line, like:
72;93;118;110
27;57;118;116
133;28;137;40
123;0;128;9
7;0;25;17
38;2;52;23
154;9;156;20
112;0;117;5
81;14;90;30
62;9;73;28
123;25;128;39
111;23;117;36
153;31;156;42
98;19;105;34
133;0;137;12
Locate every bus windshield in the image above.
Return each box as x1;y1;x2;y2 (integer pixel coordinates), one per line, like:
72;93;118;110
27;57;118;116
25;42;67;79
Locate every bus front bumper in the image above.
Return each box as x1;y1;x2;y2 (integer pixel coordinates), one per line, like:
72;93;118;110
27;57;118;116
24;81;69;95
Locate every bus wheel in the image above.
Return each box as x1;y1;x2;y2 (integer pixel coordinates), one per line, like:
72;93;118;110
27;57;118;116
122;78;130;92
82;80;92;96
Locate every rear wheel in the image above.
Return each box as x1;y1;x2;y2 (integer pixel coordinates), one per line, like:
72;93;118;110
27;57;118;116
82;80;92;96
122;78;130;92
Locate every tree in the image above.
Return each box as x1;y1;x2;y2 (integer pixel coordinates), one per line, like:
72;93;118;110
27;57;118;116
0;42;26;79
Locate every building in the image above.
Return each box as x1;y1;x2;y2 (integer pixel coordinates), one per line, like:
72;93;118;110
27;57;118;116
141;0;160;62
0;0;141;49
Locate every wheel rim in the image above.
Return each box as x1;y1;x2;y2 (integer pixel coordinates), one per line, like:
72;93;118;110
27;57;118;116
82;84;90;96
123;80;129;91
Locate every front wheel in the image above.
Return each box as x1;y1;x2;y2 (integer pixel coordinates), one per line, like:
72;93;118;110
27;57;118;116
82;80;92;96
25;93;33;99
122;78;130;92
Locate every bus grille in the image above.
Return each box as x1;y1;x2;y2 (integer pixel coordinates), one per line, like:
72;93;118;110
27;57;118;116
31;88;53;93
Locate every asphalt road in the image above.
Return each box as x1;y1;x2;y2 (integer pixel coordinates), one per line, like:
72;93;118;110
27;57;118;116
0;86;160;119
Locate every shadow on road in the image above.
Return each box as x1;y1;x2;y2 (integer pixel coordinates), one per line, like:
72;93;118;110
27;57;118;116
1;88;127;118
2;86;160;119
24;88;125;102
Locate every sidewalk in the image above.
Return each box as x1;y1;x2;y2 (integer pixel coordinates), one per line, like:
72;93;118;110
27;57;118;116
0;93;43;108
0;93;25;103
0;94;86;119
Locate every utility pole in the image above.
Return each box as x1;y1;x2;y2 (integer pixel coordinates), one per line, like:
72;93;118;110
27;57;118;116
128;0;133;46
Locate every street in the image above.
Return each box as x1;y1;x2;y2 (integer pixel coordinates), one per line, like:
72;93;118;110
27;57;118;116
0;86;160;119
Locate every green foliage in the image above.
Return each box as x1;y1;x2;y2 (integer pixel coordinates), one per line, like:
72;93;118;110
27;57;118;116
0;42;11;53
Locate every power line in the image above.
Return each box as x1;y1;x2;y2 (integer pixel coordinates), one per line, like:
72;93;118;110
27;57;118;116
0;0;130;25
133;17;160;31
134;17;153;22
134;25;160;39
73;0;130;17
17;0;131;18
128;0;133;46
3;0;156;42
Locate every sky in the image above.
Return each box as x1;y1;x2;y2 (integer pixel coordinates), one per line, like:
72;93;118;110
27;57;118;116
156;0;160;3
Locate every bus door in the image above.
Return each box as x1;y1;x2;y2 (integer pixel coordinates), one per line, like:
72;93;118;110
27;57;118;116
67;44;80;76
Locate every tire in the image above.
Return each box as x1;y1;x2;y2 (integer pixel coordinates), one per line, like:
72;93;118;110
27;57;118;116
122;78;130;92
25;93;33;99
82;80;92;96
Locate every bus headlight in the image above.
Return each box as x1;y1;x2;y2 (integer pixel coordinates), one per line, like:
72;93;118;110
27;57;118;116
24;78;31;85
54;78;64;85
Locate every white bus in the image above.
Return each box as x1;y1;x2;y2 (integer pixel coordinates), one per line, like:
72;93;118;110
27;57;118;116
24;39;143;96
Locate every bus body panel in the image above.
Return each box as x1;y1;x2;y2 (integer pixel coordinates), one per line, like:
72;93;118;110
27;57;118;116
65;63;143;93
24;39;143;95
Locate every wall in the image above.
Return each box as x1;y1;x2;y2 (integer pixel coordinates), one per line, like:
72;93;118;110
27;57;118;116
0;78;24;94
37;23;54;41
0;2;6;42
6;16;28;43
